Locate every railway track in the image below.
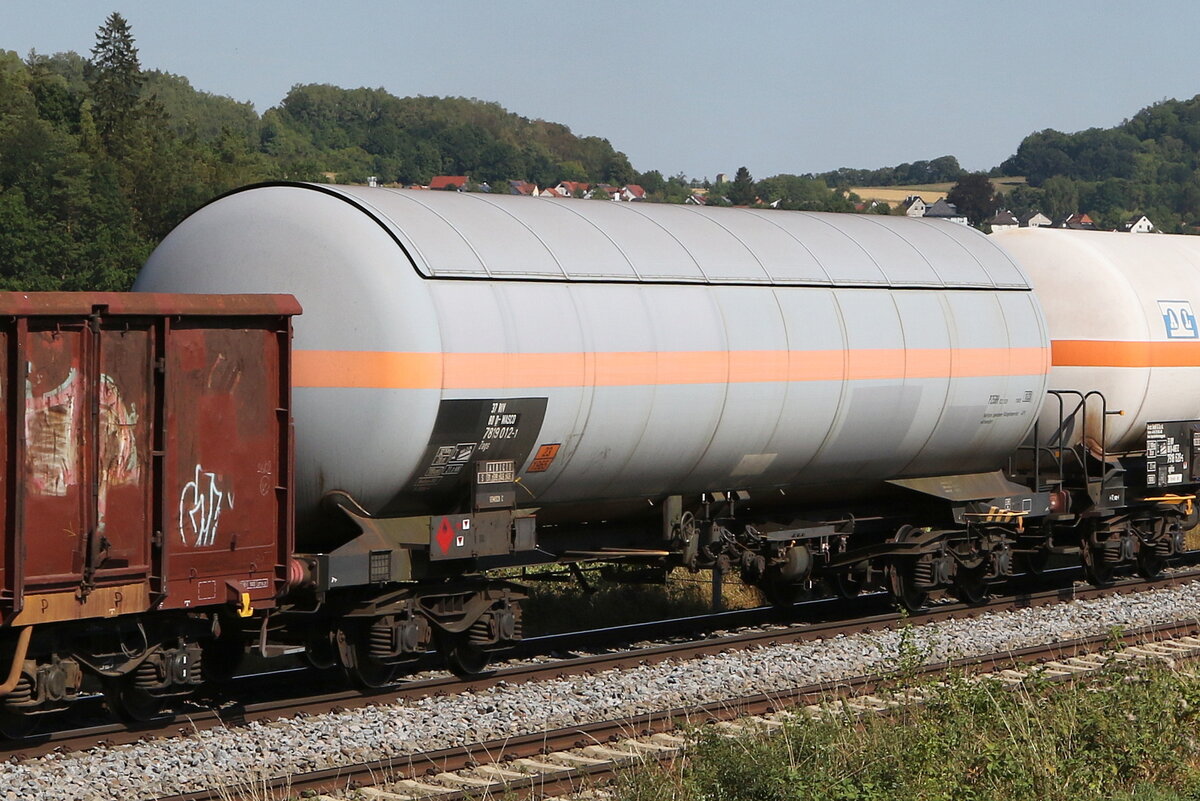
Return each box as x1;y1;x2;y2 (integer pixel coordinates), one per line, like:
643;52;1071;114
154;588;1200;801
3;569;1197;791
287;621;1200;801
0;567;1103;754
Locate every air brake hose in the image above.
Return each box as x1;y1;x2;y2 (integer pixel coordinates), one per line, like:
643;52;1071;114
0;626;32;697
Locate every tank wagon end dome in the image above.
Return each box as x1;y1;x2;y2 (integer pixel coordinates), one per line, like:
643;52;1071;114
993;227;1200;452
136;183;446;527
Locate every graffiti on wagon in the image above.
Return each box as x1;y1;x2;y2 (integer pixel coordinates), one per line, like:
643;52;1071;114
179;464;234;548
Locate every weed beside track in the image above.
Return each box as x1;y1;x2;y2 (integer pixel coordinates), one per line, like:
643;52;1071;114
615;663;1200;801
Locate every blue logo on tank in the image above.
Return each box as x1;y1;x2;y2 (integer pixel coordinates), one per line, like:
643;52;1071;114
1158;300;1199;339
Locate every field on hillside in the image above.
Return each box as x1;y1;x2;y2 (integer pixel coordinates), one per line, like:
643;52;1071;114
851;177;1027;209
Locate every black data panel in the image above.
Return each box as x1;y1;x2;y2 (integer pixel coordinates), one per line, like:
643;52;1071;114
1146;420;1200;488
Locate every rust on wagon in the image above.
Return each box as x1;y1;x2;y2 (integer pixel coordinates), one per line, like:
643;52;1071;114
1;293;297;627
0;292;301;317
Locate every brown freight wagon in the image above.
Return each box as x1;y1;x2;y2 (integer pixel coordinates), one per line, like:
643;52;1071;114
0;293;297;726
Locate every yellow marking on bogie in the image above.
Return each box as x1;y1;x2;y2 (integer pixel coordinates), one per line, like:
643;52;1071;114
1144;494;1196;516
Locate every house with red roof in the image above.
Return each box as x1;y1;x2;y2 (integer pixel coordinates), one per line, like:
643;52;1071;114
1056;212;1096;230
554;181;590;198
620;184;646;201
508;180;539;196
430;175;469;191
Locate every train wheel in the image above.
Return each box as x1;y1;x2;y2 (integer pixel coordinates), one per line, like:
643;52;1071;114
437;632;491;679
347;656;399;691
102;675;167;724
303;628;338;671
0;707;36;740
338;626;399;691
954;565;990;605
887;526;928;613
1136;548;1166;580
888;564;928;613
832;559;867;600
1081;540;1115;587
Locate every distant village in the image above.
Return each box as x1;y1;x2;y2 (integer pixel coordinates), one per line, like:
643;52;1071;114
899;195;1157;234
368;174;1159;235
367;174;650;201
378;172;780;207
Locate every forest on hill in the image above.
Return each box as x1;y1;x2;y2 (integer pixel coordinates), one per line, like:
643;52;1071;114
4;13;1200;291
995;98;1200;232
812;98;1200;234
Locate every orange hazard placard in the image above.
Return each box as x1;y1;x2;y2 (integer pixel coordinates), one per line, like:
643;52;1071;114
527;443;561;473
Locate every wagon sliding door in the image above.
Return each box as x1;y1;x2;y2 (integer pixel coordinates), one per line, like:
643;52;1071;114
92;323;155;590
160;318;290;611
17;316;156;615
19;319;90;601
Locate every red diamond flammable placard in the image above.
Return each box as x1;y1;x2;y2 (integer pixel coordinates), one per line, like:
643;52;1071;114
436;517;454;553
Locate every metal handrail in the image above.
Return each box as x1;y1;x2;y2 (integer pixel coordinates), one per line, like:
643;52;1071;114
1017;389;1121;501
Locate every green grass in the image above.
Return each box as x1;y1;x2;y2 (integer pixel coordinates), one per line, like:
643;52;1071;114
613;663;1200;801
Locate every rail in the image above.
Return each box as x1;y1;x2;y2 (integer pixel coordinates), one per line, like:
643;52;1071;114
157;595;1200;801
5;566;1198;763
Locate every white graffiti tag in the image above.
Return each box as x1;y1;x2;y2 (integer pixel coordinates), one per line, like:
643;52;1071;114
178;464;234;548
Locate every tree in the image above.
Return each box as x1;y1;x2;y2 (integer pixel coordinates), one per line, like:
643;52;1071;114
599;151;635;185
728;166;755;206
754;173;855;212
946;172;999;226
636;169;666;198
87;12;143;153
1041;176;1080;222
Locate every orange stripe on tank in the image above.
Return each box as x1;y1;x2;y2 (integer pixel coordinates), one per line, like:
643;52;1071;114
294;347;1049;390
291;351;443;389
1052;340;1200;368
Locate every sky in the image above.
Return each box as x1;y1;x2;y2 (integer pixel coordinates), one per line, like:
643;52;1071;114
6;1;1200;181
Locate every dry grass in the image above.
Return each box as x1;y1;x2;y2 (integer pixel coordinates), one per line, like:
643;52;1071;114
850;177;1028;210
850;183;953;205
519;566;765;635
1185;521;1200;552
